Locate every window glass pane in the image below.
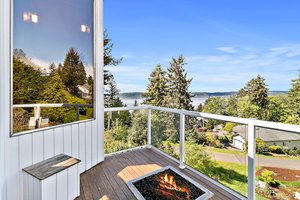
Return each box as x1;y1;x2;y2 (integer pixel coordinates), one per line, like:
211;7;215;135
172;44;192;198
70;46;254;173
12;0;94;134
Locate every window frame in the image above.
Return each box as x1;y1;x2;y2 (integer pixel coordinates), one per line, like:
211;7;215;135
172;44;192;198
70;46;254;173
10;0;98;136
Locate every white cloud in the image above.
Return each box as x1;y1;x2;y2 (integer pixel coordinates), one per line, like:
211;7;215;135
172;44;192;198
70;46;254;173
31;57;51;68
120;53;133;59
106;44;300;92
85;64;94;77
117;83;146;93
216;46;238;54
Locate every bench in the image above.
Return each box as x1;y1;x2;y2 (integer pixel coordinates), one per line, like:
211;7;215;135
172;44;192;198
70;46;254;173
23;154;81;200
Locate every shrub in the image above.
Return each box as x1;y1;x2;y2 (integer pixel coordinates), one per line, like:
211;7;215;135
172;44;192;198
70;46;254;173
223;122;236;132
261;169;280;187
205;132;224;148
13;108;30;132
256;138;267;154
284;147;300;156
268;145;284;154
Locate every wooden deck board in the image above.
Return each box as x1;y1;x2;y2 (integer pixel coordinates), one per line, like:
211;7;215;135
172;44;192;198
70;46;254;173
76;148;242;200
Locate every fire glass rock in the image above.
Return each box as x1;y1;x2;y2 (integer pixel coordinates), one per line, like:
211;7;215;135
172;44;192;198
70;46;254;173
133;169;205;200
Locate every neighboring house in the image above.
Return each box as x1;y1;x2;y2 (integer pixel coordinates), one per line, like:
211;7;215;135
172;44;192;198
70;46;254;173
78;84;91;99
232;125;300;150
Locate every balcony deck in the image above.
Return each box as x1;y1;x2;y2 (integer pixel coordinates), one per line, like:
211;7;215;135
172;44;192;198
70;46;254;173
76;148;241;200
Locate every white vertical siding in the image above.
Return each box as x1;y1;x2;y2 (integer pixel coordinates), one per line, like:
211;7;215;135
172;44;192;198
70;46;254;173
0;0;104;199
85;122;92;170
54;128;64;156
41;175;56;200
43;129;54;160
78;123;86;173
32;132;44;163
63;126;72;156
56;170;68;200
4;122;102;200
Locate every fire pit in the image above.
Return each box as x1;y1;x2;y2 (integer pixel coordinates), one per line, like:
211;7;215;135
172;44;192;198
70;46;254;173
127;166;213;200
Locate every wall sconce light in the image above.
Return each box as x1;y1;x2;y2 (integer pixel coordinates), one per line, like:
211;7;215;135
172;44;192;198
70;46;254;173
80;24;90;33
23;12;38;23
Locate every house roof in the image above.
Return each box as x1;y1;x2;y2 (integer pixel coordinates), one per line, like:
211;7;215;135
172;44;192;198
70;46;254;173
232;125;300;142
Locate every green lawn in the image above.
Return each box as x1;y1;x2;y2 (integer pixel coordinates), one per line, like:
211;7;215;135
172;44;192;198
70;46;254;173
206;146;300;160
216;161;268;200
217;161;248;196
205;146;246;155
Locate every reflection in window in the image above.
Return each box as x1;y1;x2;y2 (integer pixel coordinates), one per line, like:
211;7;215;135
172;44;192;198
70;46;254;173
13;0;94;134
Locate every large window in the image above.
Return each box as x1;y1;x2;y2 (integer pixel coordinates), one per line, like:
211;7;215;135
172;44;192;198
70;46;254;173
12;0;94;134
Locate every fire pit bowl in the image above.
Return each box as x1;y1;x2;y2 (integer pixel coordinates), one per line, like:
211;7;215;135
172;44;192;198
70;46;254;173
127;166;214;200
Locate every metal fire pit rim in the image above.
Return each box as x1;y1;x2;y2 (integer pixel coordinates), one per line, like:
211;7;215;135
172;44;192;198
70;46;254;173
126;166;214;200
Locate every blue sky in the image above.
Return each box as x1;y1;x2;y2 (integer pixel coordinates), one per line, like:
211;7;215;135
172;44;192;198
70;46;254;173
105;0;300;92
14;0;94;75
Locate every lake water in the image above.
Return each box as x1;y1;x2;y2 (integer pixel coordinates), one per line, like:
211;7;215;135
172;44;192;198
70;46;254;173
121;97;209;107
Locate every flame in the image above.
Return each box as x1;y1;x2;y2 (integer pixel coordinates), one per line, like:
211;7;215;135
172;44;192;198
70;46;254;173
158;173;190;199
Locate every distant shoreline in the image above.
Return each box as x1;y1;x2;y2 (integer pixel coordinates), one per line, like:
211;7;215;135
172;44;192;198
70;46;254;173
119;91;288;99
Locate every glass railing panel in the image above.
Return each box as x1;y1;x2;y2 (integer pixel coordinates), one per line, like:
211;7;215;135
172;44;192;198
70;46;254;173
104;109;147;154
255;127;300;200
184;116;248;197
151;110;180;160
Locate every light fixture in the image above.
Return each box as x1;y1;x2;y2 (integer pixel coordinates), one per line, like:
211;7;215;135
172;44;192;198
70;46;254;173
23;12;38;23
80;24;90;33
23;12;31;21
31;14;38;23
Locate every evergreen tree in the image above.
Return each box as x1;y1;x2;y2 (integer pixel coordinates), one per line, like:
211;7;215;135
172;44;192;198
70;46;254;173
40;72;86;124
143;64;168;106
196;103;203;112
104;75;130;127
128;110;148;145
286;71;300;124
226;96;238;116
105;75;122;107
202;97;226;129
61;48;87;97
134;99;138;106
165;55;194;110
40;72;68;103
49;63;57;76
104;31;122;85
87;75;94;101
13;57;45;104
57;63;63;76
240;75;269;109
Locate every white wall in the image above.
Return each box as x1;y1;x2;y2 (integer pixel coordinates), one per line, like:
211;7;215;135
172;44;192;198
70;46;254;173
0;1;104;200
232;136;246;150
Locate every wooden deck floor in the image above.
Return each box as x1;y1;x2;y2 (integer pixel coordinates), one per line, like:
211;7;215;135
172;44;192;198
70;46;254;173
76;148;242;200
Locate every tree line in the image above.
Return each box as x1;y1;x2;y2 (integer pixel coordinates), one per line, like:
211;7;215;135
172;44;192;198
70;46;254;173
104;52;300;153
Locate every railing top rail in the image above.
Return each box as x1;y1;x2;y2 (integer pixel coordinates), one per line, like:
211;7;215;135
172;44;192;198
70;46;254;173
17;103;296;134
254;119;300;133
104;105;148;112
148;105;252;125
149;105;300;133
13;103;92;108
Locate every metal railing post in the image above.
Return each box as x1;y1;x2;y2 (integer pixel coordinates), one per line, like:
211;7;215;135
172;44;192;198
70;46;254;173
248;119;256;200
147;108;151;147
75;104;80;121
34;105;41;128
179;110;185;169
107;111;112;129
